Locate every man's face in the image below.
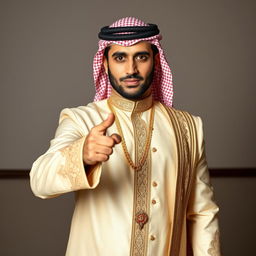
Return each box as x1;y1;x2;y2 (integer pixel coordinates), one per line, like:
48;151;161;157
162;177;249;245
104;42;157;100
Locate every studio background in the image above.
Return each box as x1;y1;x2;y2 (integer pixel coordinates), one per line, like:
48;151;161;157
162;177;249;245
0;0;255;255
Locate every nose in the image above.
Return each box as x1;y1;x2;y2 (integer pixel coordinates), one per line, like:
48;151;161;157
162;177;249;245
126;59;138;74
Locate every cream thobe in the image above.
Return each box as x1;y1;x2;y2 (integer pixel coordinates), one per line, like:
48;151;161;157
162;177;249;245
30;94;221;256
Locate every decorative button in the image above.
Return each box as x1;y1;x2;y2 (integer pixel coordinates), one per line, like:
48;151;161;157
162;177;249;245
152;181;158;187
135;211;148;230
152;147;157;152
152;199;157;205
150;235;156;241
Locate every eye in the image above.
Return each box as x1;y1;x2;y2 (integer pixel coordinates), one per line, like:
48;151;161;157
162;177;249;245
136;55;149;61
114;56;125;62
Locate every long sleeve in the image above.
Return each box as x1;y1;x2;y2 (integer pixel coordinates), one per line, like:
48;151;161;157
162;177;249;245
30;107;102;199
186;117;222;256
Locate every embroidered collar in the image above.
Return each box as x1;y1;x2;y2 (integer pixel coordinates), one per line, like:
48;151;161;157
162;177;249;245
108;89;153;113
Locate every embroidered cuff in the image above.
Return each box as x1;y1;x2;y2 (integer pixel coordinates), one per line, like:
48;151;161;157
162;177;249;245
207;230;221;256
57;137;102;190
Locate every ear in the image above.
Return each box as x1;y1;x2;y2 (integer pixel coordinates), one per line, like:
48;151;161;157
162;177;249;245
103;56;108;75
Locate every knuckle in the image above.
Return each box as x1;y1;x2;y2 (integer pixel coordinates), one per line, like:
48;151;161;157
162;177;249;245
86;135;92;143
88;151;96;160
89;134;95;140
86;145;93;153
88;135;96;145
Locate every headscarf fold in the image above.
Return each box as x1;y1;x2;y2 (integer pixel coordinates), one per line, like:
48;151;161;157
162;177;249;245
93;17;174;107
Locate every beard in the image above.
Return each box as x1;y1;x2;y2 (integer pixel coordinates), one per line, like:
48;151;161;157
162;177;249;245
108;65;154;100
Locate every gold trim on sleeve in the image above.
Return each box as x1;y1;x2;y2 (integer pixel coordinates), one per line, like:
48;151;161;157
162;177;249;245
57;137;85;190
208;230;221;256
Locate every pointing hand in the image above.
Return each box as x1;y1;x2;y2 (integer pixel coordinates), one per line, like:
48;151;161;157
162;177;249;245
83;113;121;166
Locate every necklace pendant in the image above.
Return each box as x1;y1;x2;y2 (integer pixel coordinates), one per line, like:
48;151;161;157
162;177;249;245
135;211;148;230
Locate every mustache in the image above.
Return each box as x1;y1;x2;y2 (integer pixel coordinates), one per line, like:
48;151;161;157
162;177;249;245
120;74;143;82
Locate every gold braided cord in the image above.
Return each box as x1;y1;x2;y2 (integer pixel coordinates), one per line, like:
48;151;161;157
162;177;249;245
107;99;155;171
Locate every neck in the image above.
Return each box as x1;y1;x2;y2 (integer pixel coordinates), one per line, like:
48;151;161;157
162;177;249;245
108;89;153;113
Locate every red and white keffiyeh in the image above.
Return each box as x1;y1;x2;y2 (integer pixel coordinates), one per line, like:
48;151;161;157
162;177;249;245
93;17;174;107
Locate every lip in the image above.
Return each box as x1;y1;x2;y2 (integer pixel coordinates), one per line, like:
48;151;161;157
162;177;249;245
123;79;141;86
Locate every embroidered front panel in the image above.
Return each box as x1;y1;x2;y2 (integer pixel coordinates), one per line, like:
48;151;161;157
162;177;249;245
57;138;85;190
130;112;151;256
207;230;221;256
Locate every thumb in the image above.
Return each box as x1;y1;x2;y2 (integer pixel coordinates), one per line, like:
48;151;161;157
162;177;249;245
96;113;115;133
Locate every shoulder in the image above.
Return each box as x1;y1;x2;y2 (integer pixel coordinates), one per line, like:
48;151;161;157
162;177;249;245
58;99;110;127
157;102;204;135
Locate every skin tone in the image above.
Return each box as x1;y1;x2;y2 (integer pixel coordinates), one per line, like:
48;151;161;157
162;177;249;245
104;41;157;99
83;42;159;167
83;113;121;166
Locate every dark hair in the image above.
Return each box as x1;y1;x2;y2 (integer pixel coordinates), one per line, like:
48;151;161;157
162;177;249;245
104;44;159;60
104;46;111;60
151;44;159;56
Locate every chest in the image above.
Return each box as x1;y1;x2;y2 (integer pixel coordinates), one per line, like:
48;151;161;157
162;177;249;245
104;107;178;179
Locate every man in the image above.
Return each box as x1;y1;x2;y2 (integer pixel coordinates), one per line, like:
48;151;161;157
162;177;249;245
30;17;221;256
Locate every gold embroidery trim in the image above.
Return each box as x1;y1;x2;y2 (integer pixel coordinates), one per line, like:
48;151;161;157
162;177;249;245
159;104;198;256
165;106;187;256
130;111;151;256
180;111;199;204
108;90;153;112
57;137;85;190
208;230;221;256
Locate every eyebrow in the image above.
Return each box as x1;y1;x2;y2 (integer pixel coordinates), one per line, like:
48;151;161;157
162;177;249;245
111;51;150;58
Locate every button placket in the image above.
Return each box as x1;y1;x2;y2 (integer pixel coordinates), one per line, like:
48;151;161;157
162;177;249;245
151;181;158;205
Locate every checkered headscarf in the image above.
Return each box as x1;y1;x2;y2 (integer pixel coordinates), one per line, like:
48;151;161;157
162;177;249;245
93;17;173;107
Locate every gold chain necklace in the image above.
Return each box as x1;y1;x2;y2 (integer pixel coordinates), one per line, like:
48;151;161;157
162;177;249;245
107;99;155;171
